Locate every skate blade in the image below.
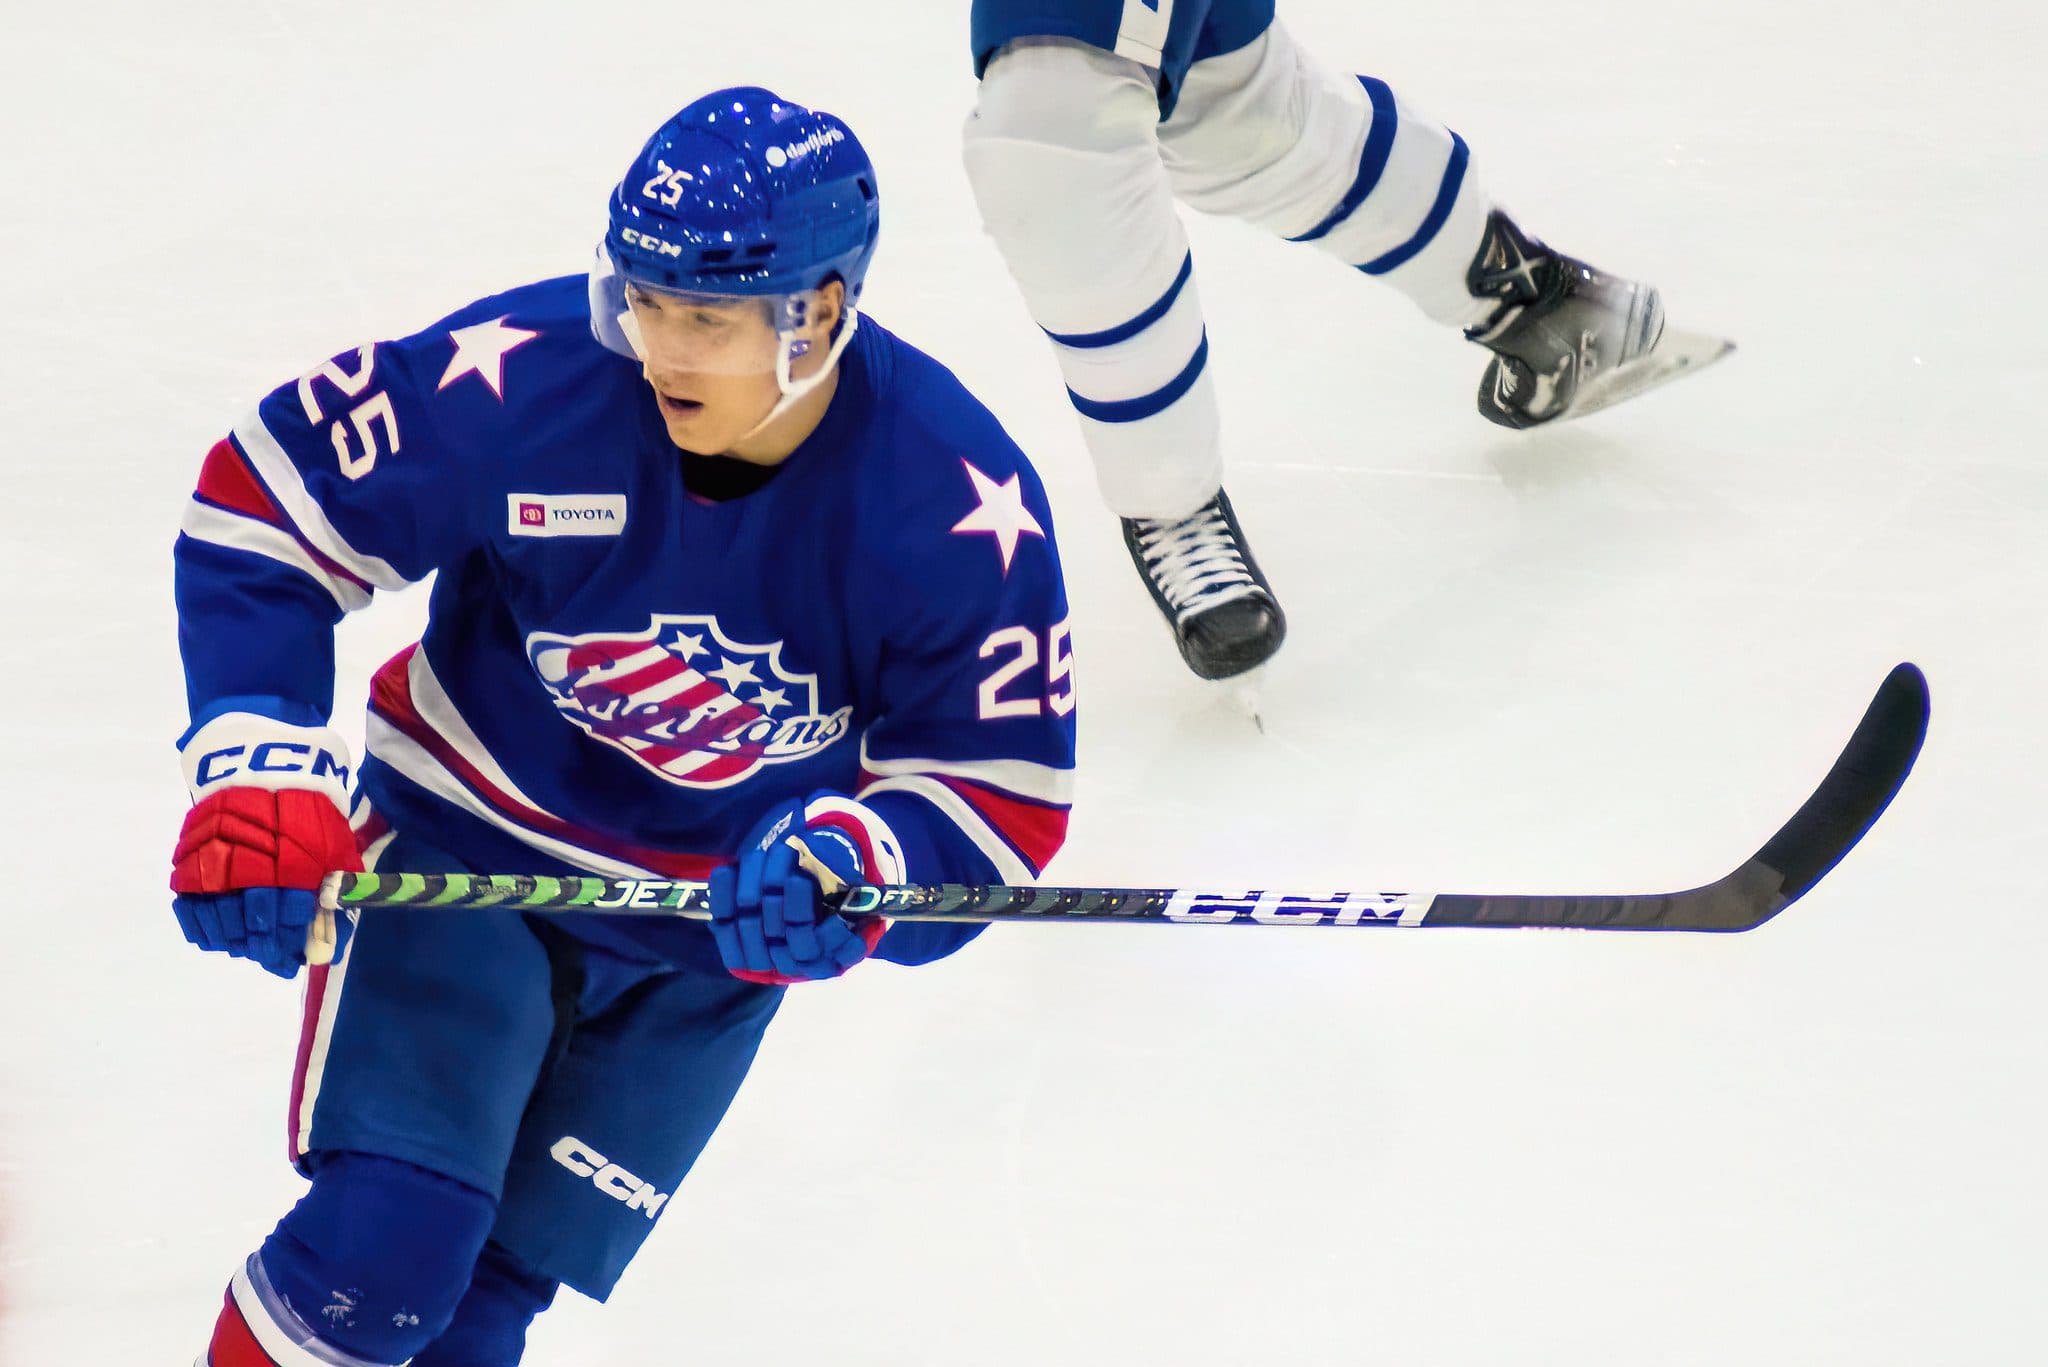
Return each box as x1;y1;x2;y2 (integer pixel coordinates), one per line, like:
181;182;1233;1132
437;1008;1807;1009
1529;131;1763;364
1565;329;1734;421
1220;668;1268;733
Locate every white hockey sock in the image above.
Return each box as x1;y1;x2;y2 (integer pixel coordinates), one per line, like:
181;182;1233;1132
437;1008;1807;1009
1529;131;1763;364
1161;22;1498;331
964;40;1223;519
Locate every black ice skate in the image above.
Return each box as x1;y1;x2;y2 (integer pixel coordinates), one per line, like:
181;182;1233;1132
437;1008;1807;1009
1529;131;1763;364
1122;489;1286;681
1464;210;1731;428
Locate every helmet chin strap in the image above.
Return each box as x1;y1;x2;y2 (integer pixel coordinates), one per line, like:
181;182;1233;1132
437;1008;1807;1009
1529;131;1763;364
733;309;860;444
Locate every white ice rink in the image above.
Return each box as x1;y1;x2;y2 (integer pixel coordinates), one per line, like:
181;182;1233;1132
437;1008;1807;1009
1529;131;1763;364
3;1;2044;1362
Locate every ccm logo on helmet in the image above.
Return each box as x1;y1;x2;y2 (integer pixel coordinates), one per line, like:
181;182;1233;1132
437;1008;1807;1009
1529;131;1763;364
549;1136;671;1219
620;226;684;259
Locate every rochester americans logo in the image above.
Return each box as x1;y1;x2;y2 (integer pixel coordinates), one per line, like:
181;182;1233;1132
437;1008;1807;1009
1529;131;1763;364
525;614;852;789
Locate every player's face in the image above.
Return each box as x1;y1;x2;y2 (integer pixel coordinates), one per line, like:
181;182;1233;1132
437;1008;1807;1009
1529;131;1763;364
627;284;840;458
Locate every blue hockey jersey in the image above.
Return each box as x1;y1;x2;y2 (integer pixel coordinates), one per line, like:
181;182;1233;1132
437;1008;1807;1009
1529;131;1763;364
175;275;1076;965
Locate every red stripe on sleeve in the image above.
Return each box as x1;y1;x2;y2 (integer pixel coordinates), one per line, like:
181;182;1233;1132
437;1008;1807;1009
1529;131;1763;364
193;435;376;598
938;776;1070;876
196;437;286;525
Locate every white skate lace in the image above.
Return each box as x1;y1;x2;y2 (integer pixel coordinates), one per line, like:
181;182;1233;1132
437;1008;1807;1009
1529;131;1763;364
1132;503;1261;622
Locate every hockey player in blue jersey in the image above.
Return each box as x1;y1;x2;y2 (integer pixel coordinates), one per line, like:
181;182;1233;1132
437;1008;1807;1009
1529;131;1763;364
171;88;1076;1366
964;1;1727;679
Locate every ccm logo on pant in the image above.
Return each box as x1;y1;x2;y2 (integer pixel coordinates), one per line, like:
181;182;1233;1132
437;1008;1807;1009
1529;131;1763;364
549;1136;670;1219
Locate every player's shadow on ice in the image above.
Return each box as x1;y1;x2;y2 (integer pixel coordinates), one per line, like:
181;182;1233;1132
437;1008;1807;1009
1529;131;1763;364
1478;425;1648;500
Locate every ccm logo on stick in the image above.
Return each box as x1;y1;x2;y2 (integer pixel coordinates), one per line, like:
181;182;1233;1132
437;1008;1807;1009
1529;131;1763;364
1162;891;1430;926
550;1136;670;1219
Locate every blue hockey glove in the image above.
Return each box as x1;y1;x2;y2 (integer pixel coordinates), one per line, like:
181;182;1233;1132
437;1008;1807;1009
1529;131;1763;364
709;798;886;984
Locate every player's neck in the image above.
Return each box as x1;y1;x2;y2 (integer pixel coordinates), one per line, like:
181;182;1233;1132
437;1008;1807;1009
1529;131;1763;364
722;367;842;466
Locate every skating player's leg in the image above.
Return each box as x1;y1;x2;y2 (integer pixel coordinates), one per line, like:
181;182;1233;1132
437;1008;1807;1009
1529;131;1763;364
1159;14;1707;428
201;1154;496;1367
964;5;1285;680
1158;18;1497;328
408;1244;558;1367
197;829;561;1365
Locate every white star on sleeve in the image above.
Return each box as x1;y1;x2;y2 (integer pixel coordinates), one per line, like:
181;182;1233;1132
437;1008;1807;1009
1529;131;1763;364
750;686;790;713
438;316;540;399
949;459;1045;573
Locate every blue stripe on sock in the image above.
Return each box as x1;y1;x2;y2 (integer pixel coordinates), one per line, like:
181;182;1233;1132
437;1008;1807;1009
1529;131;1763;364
1288;76;1399;244
1066;334;1209;423
1044;253;1195;349
1357;132;1469;277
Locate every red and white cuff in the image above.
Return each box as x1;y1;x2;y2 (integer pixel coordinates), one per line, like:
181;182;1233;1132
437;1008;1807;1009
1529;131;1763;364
801;791;907;885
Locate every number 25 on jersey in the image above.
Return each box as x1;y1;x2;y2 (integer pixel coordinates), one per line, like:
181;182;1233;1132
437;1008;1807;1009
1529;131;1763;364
977;620;1074;721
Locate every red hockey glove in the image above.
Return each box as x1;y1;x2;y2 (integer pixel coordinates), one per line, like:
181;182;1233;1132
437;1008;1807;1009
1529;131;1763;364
171;712;361;978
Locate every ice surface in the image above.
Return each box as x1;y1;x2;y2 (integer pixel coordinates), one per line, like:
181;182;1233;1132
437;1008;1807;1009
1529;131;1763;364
2;1;2043;1362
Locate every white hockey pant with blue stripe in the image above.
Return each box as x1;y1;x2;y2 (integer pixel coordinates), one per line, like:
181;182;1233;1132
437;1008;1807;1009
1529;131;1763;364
963;21;1497;518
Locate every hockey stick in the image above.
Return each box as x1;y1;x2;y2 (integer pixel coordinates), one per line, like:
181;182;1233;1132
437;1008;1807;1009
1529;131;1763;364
313;663;1926;949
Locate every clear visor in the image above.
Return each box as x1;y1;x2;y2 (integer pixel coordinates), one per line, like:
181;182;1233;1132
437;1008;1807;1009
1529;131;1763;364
592;249;826;377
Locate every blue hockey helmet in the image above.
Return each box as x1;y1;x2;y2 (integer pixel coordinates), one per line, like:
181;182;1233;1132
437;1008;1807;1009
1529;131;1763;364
592;87;880;372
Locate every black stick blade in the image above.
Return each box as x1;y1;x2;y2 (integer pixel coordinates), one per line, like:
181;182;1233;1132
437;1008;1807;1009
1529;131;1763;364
1420;664;1930;932
1746;661;1930;917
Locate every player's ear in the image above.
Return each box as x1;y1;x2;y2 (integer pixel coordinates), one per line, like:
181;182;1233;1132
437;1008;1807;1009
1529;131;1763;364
812;279;846;340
